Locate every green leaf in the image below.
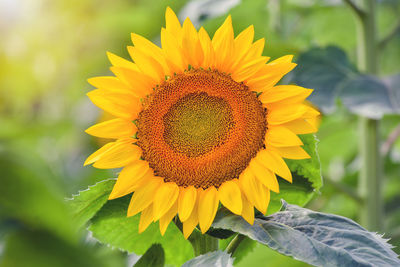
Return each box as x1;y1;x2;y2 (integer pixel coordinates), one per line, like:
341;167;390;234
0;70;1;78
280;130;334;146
181;251;233;267
212;202;400;267
384;74;400;102
67;179;116;228
207;228;235;239
89;195;193;266
338;75;399;118
133;244;164;267
290;46;356;113
290;46;400;118
269;134;322;213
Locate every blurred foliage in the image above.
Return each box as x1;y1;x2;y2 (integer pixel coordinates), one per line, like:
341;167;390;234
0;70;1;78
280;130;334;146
1;0;400;266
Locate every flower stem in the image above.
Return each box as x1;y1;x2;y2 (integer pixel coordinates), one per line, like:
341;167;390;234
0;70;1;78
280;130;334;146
225;234;246;255
188;231;219;256
359;118;382;231
354;0;383;231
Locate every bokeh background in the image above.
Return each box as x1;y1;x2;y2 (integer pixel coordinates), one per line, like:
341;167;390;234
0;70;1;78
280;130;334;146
1;0;399;266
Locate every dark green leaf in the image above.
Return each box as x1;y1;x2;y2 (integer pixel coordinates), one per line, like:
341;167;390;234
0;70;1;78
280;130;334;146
207;228;235;239
338;75;399;119
133;244;164;267
290;46;356;113
181;251;233;267
89;196;193;266
212;201;400;267
290;46;400;118
384;74;400;102
67;179;116;228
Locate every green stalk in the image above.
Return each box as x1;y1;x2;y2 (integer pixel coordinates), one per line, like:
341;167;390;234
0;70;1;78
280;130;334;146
359;118;382;230
225;234;246;255
354;0;383;231
269;0;283;35
188;231;219;256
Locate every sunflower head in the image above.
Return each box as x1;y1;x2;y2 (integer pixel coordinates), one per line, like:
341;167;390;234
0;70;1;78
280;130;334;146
84;7;320;239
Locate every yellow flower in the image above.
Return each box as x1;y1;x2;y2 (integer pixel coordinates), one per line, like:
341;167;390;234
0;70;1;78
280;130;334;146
84;7;320;239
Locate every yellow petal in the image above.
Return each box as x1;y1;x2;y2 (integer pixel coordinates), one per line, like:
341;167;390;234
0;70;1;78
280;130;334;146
182;18;204;68
262;187;270;215
231;56;269;82
266;104;307;125
86;138;132;167
128;178;163;217
165;7;182;37
247;62;296;91
259;85;312;104
161;28;186;73
127;46;165;83
159;200;178;236
153;182;179;221
110;66;154;98
131;33;170;74
198;27;214;68
218;180;242;215
84;142;115;166
87;76;131;92
249;160;279;193
238;169;268;214
306;116;321;131
243;38;265;61
273;146;310;160
85;118;137;139
241;193;254;225
265;125;303;147
182;189;200;239
231;25;254;67
303;105;321;118
198;187;219;234
212;15;234;71
108;160;150;199
256;149;292;183
178;186;197;222
139;204;154;233
87;89;141;120
106;51;139;71
282;118;318;134
93;141;142;169
127;169;154;192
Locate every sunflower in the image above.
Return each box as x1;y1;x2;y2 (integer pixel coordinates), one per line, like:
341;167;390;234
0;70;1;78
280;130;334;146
84;7;320;239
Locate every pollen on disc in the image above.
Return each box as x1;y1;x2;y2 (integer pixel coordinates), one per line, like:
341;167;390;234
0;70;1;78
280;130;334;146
137;69;267;189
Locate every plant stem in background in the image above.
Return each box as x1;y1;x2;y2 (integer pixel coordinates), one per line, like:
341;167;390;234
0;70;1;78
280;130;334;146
352;0;383;231
226;234;246;255
359;118;382;231
188;231;219;256
381;123;400;156
269;0;283;36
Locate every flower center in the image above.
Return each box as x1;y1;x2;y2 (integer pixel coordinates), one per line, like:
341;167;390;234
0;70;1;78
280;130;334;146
137;69;266;188
163;92;234;158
